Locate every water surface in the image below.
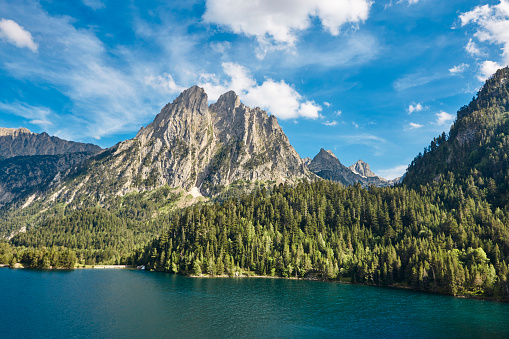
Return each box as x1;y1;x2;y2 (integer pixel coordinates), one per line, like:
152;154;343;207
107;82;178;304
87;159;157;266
2;269;508;338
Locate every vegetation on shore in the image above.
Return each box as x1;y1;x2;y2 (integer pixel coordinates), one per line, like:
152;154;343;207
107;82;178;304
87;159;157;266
134;180;509;299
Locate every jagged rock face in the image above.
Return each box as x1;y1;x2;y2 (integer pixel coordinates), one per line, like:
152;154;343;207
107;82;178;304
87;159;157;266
308;148;390;187
349;160;377;178
0;127;101;159
0;152;95;206
50;86;311;203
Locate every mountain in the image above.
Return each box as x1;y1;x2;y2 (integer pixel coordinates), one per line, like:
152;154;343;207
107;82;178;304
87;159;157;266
36;86;311;207
403;66;509;207
0;127;101;159
349;159;377;178
0;152;94;207
307;148;389;186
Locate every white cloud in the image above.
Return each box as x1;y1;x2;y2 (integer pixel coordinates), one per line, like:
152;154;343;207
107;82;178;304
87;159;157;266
352;121;359;128
407;103;423;114
0;2;183;141
0;19;38;52
210;41;231;54
477;60;503;81
436;111;454;125
145;74;186;94
0;101;54;128
203;0;372;53
393;71;447;91
82;0;105;10
460;1;509;73
377;165;407;180
465;39;483;57
335;110;342;116
200;62;322;120
322;120;338;126
449;63;470;74
323;101;331;107
408;122;423;129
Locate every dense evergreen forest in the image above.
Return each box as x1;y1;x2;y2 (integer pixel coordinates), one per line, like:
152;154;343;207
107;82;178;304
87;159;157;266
134;180;509;298
2;68;509;300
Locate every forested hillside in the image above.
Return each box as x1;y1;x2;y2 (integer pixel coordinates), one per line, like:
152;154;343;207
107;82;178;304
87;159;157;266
136;180;509;299
404;67;509;208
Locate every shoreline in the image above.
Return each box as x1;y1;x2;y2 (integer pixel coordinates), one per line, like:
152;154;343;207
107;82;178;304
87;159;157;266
3;263;507;302
182;271;509;303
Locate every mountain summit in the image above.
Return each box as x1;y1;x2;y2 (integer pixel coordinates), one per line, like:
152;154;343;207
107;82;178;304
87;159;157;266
47;86;311;204
0;127;101;160
349;159;377;178
307;149;389;186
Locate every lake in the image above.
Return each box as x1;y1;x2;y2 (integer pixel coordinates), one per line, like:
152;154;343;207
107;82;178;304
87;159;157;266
2;268;509;338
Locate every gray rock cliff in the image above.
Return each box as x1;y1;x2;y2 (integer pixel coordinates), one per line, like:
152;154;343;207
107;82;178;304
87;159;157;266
47;86;312;205
0;127;101;159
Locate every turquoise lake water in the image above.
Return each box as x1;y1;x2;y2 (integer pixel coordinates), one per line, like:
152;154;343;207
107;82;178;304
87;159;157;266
2;268;509;338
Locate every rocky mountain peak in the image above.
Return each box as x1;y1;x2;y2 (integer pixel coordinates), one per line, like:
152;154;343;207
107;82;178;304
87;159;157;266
54;85;312;203
213;90;241;112
0;128;101;160
173;85;209;115
0;127;33;137
349;159;377;178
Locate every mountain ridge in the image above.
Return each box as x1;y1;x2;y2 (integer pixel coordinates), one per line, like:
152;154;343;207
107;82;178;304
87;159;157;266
0;127;101;160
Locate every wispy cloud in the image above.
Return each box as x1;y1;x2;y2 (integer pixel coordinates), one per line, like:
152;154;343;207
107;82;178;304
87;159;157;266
82;0;105;10
0;18;37;52
465;39;483;57
322;120;338;126
449;63;469;74
0;101;54;129
393;71;447;91
377;164;407;180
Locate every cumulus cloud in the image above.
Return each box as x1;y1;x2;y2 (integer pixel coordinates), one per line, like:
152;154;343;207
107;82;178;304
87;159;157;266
322;120;338;126
200;62;322;120
460;1;509;79
477;60;503;81
449;63;469;74
203;0;372;53
407;103;423;114
0;19;38;52
408;122;423;129
436;111;454;125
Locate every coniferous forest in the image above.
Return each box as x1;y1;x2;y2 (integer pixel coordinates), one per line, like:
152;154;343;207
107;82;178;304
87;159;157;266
2;68;509;300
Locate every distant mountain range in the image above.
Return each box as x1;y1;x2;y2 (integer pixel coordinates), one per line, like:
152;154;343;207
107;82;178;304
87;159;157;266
0;127;101;159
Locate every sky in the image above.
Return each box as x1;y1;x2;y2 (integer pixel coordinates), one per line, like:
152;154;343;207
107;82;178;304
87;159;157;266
1;1;509;179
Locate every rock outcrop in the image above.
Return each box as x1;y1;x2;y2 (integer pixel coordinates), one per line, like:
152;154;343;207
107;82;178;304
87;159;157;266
47;86;312;205
0;127;101;159
307;149;390;187
349;160;377;178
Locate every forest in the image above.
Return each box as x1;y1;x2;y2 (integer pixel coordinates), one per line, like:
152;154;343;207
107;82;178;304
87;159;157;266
2;68;509;300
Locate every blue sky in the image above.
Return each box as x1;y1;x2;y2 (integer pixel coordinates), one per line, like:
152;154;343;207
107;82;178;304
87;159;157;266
1;0;509;179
